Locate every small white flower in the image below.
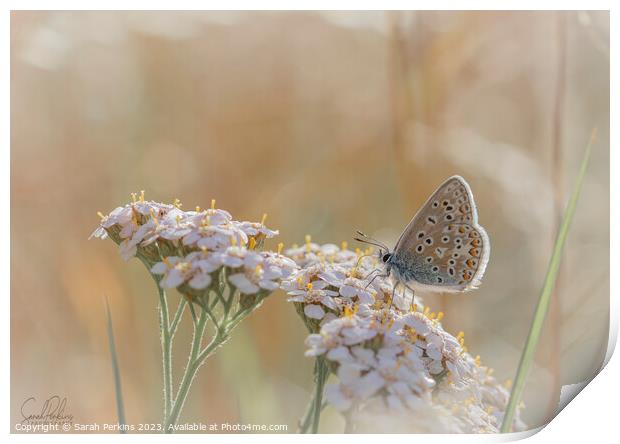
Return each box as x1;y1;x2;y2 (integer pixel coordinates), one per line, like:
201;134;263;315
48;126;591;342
287;285;340;314
304;304;325;320
188;272;212;290
225;250;297;295
261;252;298;279
403;313;432;337
304;334;328;356
234;220;279;239
229;273;260;294
339;278;375;304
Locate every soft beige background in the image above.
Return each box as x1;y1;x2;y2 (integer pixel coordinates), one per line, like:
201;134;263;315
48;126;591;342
11;11;609;432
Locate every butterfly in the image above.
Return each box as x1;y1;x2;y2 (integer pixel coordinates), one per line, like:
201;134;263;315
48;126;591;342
356;175;490;297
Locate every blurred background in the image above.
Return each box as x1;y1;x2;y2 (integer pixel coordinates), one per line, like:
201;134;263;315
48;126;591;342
11;11;609;432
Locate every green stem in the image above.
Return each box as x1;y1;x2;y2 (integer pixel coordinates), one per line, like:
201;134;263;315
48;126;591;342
299;389;317;433
500;130;595;432
222;286;237;323
157;285;173;424
137;254;174;425
188;300;198;325
169;298;187;339
165;308;218;432
311;357;328;434
227;293;267;332
195;331;227;368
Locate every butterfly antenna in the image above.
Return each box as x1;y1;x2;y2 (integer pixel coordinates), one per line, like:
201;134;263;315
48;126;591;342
354;230;389;251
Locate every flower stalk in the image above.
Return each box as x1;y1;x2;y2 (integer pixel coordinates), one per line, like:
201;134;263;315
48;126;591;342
311;356;328;434
93;195;296;432
157;286;173;421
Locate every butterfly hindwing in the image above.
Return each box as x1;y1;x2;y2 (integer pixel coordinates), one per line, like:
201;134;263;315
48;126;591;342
391;176;490;292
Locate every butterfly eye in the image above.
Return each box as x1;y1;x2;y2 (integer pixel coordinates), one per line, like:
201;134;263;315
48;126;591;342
382;253;392;263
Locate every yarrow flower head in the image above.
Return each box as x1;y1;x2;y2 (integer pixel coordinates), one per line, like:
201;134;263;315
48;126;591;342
92;192;297;431
283;238;526;433
92;192;296;304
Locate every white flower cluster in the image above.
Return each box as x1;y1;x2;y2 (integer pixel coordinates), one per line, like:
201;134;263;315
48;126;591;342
283;237;420;322
150;247;297;294
283;238;525;433
92;193;296;296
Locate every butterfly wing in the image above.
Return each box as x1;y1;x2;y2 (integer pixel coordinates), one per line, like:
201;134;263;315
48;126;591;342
391;176;490;292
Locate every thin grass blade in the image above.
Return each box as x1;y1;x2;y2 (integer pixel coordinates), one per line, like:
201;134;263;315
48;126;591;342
105;295;127;433
501;129;596;432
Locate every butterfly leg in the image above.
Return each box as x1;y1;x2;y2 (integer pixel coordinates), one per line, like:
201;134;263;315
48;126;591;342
388;280;399;310
365;272;388;290
404;283;416;307
363;268;380;280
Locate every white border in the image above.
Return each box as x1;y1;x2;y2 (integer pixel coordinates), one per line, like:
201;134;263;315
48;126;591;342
1;1;616;11
3;2;615;443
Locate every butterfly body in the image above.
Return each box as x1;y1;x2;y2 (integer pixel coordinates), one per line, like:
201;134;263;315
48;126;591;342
359;176;490;295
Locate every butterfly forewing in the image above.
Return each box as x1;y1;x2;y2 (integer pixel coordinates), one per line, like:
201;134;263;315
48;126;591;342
392;176;490;292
